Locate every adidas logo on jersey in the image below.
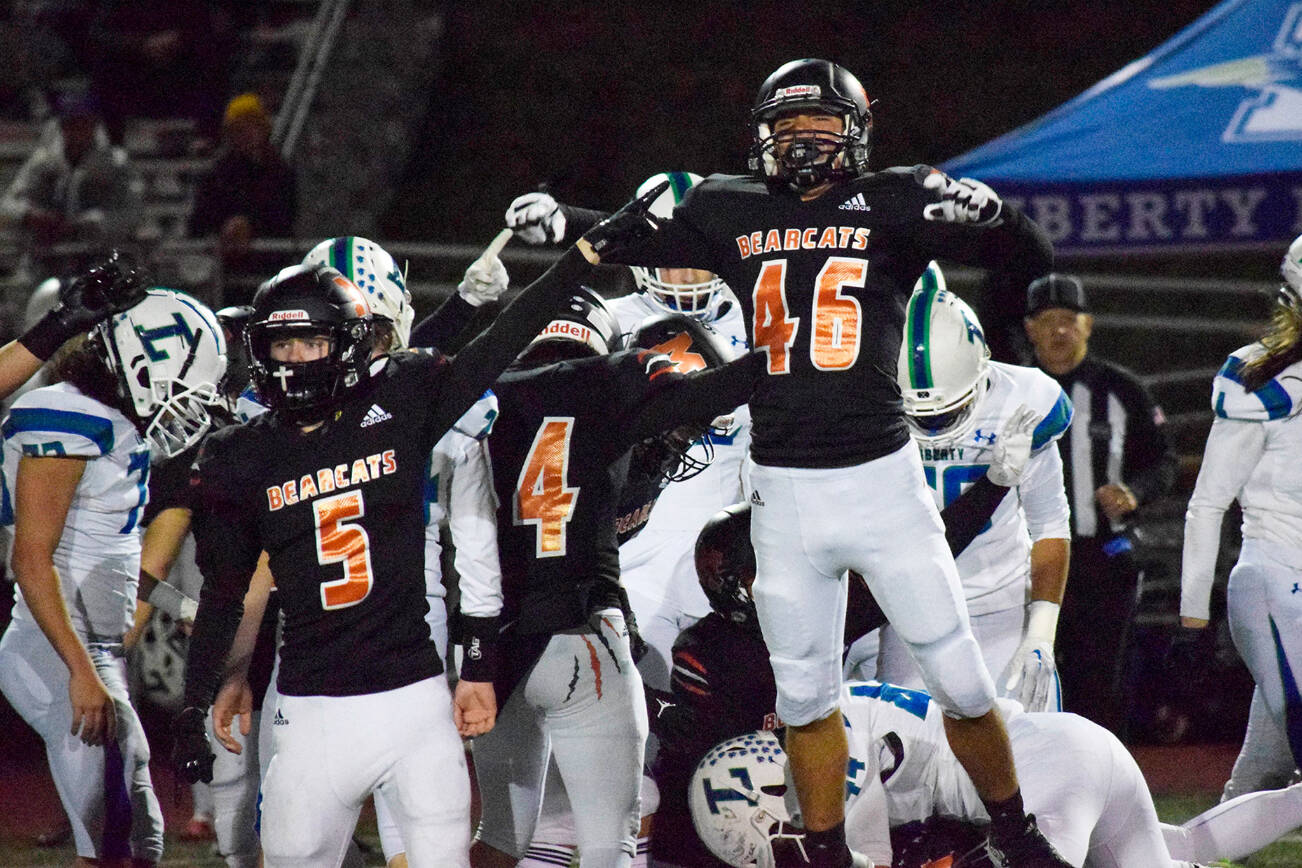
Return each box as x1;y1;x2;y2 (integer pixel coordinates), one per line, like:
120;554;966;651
360;404;392;428
750;489;765;507
273;709;289;726
839;192;872;212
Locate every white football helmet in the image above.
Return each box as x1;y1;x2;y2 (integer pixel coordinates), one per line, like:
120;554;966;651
303;236;414;348
629;172;727;318
689;731;805;868
97;288;226;461
1281;233;1302;313
897;262;990;443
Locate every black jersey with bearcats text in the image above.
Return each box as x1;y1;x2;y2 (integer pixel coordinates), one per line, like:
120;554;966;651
599;167;1053;468
488;349;759;641
192;351;466;697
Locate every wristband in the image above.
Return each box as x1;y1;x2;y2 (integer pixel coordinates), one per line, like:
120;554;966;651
147;578;199;622
457;614;500;683
1025;599;1060;645
19;308;79;362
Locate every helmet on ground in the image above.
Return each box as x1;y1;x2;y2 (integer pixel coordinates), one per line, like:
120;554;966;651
245;264;373;423
518;287;623;365
96;288;226;460
748;58;873;190
694;502;761;634
303;236;414;348
628;172;728;318
689;730;805;867
897;262;990;443
629;312;731;482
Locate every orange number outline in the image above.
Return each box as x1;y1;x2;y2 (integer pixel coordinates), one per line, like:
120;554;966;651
314;490;375;610
752;259;798;375
750;257;869;374
514;417;579;558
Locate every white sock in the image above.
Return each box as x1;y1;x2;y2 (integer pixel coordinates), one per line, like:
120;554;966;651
520;840;577;867
1165;782;1302;862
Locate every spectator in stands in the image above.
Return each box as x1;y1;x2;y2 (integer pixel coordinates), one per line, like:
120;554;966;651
188;93;297;299
87;0;235;148
1024;273;1178;737
0;92;143;254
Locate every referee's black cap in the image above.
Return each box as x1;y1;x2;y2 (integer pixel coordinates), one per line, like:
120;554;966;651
1027;273;1087;317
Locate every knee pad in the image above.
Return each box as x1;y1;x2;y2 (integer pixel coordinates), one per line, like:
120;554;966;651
640;774;659;817
770;652;842;727
907;626;996;718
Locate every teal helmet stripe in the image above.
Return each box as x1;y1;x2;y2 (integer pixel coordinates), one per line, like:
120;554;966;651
329;236;354;282
666;171;694;203
908;268;942;389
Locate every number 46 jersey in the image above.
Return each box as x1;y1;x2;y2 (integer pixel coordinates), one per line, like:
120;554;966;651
603;167;1053;469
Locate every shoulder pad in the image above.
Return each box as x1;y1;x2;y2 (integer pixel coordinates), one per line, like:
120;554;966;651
451;390;499;441
990;363;1073;450
1212;345;1302;421
2;385;121;458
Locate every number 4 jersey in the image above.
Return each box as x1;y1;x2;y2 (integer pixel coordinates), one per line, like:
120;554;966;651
602;167;1053;468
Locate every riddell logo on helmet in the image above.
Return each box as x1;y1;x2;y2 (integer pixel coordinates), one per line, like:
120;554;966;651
775;85;820;100
268;309;309;322
541;321;592;343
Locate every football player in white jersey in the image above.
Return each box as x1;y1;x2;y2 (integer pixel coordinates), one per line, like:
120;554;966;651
0;286;225;867
691;683;1264;867
1179;233;1302;803
846;265;1072;712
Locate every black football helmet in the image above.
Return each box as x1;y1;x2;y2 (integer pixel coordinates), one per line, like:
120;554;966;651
517;286;623;367
747;58;873;190
245;264;374;423
629;312;731;482
216;304;254;399
694;502;760;634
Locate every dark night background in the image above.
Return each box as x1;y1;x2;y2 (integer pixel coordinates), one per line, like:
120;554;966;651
382;1;1225;251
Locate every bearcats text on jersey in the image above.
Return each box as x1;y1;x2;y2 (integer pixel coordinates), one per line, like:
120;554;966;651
266;449;398;509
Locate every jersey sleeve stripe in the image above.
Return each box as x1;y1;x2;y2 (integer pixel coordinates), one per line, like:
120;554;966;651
1031;391;1073;450
1215;356;1294;419
2;407;116;453
905;282;939;389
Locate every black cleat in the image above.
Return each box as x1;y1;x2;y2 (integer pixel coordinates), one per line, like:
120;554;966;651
986;814;1072;867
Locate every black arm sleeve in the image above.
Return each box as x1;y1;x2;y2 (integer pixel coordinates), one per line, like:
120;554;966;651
409;292;481;351
1118;374;1178;505
183;437;262;709
630;353;762;442
429;246;593;440
940;476;1013;557
557;204;610;243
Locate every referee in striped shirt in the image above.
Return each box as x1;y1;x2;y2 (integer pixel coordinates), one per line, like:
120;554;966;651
1024;274;1177;736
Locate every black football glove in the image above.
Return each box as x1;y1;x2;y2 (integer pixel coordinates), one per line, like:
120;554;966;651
1164;625;1216;682
20;250;148;360
580;180;669;261
171;705;215;784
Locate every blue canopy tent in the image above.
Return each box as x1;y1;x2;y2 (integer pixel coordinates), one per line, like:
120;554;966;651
942;0;1302;255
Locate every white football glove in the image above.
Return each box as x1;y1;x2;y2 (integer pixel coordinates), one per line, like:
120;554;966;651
986;403;1038;487
922;172;1004;226
457;255;509;306
1000;600;1060;711
504;191;565;245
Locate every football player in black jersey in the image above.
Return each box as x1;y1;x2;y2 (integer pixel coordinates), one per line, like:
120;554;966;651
468;289;761;868
170;201;650;866
507;59;1062;868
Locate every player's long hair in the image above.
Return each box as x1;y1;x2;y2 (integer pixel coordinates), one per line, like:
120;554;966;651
50;333;131;417
1240;293;1302;393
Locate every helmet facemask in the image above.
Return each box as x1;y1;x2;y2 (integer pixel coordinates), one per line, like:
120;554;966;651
751;110;868;190
246;321;373;425
97;289;227;461
631;266;727;318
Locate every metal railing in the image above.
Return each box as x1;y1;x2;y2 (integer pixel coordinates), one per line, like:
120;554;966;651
271;0;352;160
